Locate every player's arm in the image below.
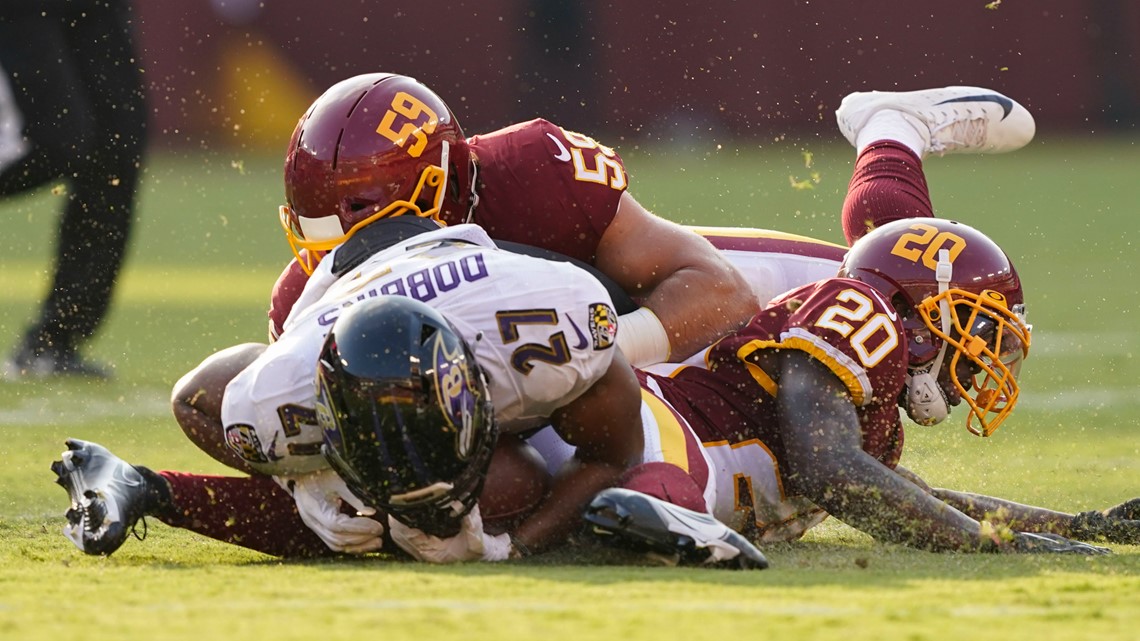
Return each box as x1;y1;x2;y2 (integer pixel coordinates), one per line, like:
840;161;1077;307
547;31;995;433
896;465;1140;544
170;343;267;474
777;351;1010;551
595;191;759;366
924;486;1140;544
510;349;645;554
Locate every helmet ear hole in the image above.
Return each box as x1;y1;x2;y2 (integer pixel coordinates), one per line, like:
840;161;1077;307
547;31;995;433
890;293;911;319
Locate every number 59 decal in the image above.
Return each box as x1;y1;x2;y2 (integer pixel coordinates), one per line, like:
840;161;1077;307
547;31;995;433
376;91;439;158
558;128;627;190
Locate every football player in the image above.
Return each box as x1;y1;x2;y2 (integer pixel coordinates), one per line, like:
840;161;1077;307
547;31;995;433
52;86;1139;563
584;86;1134;555
267;72;758;370
55;217;763;564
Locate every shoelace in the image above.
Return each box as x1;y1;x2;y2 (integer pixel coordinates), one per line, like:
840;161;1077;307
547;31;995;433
928;114;987;155
130;516;149;542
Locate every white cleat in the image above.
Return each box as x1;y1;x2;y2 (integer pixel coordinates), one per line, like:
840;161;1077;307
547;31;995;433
836;86;1035;156
584;488;769;570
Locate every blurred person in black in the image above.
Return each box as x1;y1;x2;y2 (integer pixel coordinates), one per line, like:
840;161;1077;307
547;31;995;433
0;0;147;379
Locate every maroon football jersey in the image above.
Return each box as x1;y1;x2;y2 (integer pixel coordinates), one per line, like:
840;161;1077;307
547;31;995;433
649;277;909;471
268;119;627;339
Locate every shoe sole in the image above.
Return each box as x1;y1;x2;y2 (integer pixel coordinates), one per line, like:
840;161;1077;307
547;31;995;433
585;491;768;570
52;440;144;555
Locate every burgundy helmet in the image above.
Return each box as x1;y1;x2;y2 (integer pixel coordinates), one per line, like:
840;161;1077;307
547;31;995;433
280;73;473;272
838;218;1031;436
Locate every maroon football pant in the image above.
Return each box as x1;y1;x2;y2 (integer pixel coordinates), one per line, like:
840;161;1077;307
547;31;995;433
156;471;338;558
841;140;934;245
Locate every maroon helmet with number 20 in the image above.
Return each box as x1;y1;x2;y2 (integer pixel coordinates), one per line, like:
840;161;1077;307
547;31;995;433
839;218;1031;436
280;73;474;273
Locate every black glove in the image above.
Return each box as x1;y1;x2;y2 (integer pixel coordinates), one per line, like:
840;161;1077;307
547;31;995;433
1009;531;1111;555
1070;498;1140;544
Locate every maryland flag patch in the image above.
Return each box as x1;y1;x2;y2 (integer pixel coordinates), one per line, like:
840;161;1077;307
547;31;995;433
225;424;269;464
588;302;618;350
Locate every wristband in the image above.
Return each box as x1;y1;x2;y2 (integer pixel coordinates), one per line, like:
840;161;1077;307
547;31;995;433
617;307;671;368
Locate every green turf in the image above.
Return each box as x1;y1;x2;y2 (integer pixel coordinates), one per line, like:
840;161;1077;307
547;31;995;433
2;138;1138;640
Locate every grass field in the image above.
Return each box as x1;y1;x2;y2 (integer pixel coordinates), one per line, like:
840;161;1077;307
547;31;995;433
2;137;1139;640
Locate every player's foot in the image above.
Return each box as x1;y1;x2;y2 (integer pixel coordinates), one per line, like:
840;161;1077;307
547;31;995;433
583;488;769;570
2;342;111;381
51;439;149;555
836;86;1035;156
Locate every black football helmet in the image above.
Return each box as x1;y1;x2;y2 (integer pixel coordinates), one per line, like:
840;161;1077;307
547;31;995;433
316;296;497;537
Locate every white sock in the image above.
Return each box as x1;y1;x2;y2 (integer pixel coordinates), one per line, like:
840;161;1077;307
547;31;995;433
855;110;929;158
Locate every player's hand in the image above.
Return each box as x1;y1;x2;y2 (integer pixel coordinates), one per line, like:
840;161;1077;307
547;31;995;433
1008;531;1111;555
387;504;511;563
286;469;385;554
1070;498;1140;544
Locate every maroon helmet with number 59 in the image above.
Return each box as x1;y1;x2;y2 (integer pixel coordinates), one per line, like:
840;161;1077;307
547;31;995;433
280;73;474;273
838;218;1031;436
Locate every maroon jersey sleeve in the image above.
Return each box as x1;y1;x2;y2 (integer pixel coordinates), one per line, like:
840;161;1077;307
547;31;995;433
760;279;906;409
757;279;908;464
465;119;628;264
267;254;311;341
686;278;908;464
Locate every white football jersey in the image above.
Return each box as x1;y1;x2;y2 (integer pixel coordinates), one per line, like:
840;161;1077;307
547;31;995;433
222;224;619;476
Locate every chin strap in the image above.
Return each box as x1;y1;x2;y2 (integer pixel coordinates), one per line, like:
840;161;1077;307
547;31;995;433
463;156;480;224
904;248;954;426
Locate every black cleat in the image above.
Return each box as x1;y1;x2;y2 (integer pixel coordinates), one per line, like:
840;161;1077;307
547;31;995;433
584;488;769;570
51;439;148;555
3;343;111;380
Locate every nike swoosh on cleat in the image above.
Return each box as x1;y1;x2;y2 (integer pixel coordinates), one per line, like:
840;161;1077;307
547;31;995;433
935;94;1014;120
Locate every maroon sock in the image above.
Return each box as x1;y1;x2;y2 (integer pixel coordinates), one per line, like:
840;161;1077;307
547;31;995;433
841;140;935;245
155;471;334;558
620;462;707;512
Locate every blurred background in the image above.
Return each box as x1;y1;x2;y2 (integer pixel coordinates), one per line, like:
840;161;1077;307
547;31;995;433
142;0;1139;152
3;1;1139;396
1;0;1138;546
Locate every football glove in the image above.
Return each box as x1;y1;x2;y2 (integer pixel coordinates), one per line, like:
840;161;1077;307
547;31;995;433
388;504;511;563
1070;498;1140;544
286;469;385;554
1008;531;1111;555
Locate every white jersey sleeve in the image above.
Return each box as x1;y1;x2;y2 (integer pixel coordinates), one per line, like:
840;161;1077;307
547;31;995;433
220;317;329;476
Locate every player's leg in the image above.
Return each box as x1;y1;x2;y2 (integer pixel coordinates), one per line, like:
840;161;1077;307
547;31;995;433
837;85;1035;159
154;470;335;558
0;12;88;193
583;394;768;569
30;0;147;372
835;86;1035;244
584;486;768;570
0;12;104;376
51;438;336;558
1;3;145;376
